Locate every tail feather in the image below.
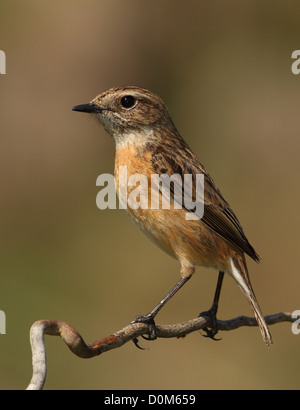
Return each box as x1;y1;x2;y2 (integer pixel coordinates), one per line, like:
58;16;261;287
248;294;273;347
229;254;273;347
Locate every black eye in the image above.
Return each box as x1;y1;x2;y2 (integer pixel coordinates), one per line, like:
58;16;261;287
121;95;136;109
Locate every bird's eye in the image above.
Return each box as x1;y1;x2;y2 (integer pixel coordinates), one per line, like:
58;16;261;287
121;95;136;109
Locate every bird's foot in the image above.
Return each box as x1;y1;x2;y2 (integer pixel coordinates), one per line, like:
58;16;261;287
131;313;157;343
199;303;222;341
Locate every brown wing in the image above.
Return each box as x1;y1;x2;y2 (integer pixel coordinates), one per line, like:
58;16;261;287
151;145;260;262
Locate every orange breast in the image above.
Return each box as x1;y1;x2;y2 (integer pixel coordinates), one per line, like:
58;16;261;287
114;145;231;274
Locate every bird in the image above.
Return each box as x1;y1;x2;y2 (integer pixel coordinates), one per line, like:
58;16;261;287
72;86;272;346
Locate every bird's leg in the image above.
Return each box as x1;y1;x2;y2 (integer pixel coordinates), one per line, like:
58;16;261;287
199;271;224;341
132;275;192;342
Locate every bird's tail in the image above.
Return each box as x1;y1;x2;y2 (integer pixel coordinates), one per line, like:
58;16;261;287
229;253;273;347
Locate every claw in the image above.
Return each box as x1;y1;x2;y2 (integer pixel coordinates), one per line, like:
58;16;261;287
199;303;222;341
201;328;222;341
132;337;146;350
131;314;157;340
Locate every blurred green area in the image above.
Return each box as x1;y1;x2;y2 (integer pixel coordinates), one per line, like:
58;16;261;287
0;0;300;390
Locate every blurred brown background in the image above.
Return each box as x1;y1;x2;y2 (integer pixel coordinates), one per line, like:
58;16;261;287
0;0;299;390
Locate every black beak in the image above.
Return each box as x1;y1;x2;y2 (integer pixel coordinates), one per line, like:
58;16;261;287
72;103;102;113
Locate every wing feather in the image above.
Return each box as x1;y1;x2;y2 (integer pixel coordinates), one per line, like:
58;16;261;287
150;146;260;262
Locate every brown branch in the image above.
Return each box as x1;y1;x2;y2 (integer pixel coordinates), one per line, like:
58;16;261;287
26;312;296;390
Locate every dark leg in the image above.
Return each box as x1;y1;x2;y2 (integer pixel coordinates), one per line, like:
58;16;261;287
132;275;192;340
199;271;224;340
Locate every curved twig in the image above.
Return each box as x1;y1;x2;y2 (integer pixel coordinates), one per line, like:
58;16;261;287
26;312;296;390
